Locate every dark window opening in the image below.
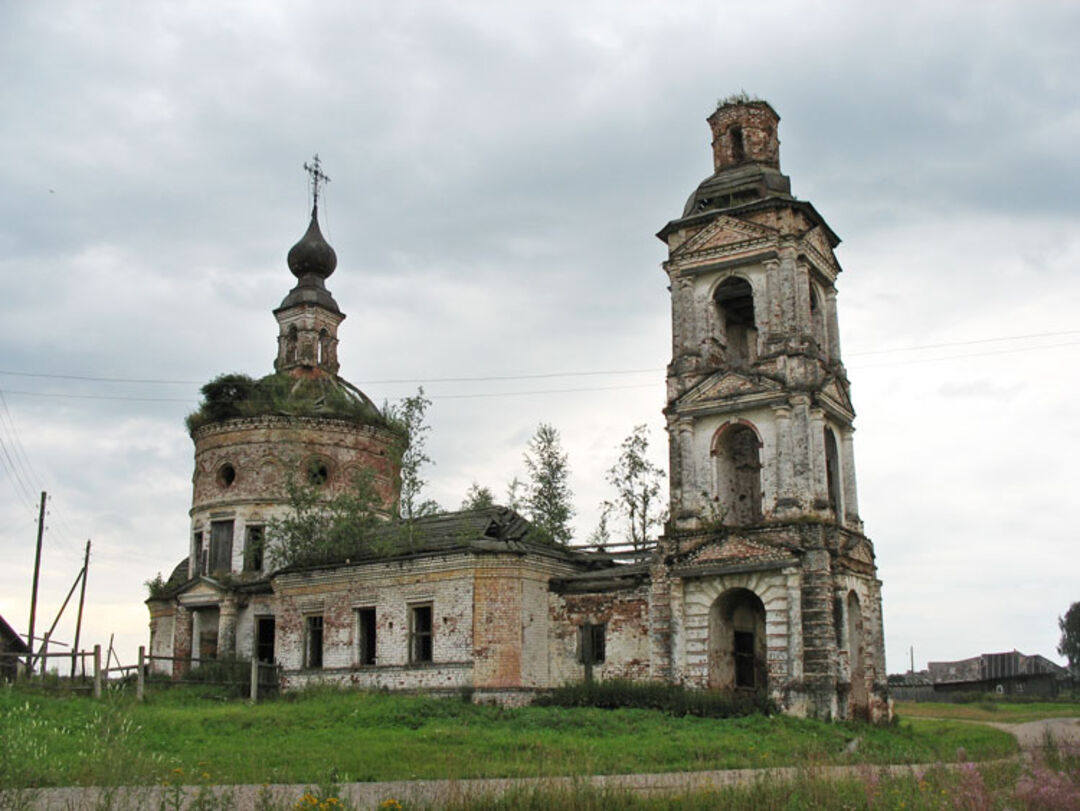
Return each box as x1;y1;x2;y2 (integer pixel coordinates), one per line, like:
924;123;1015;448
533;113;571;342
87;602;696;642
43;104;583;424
199;629;218;661
193;531;206;576
357;608;376;666
256;617;275;664
579;622;606;665
824;427;841;515
286;325;299;362
409;604;433;664
307;459;329;486
729;125;745;163
217;463;236;488
305;615;324;669
714;277;756;368
734;630;755;687
244;526;265;572
209;520;234;575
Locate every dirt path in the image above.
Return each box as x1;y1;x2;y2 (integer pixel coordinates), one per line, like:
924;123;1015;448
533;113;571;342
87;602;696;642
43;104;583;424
984;716;1080;749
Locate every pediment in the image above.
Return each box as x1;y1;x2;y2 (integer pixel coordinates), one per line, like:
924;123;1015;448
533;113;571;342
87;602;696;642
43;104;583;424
846;538;874;565
801;226;840;275
820;377;854;415
176;577;229;604
679;370;783;407
672;215;778;259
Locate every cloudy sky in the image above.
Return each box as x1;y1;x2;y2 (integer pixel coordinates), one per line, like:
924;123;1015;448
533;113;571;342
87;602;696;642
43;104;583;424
1;1;1077;675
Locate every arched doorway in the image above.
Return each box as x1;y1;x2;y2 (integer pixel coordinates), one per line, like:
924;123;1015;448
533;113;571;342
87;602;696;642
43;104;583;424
847;591;869;720
708;588;767;691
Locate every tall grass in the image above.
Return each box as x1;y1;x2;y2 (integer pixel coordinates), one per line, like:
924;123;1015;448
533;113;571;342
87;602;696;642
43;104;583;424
0;685;1018;789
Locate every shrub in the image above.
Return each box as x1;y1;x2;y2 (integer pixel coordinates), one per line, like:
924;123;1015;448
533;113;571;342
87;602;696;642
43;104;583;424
535;679;775;718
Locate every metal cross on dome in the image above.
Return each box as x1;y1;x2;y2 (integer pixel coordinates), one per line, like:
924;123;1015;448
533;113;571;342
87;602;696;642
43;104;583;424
303;154;331;206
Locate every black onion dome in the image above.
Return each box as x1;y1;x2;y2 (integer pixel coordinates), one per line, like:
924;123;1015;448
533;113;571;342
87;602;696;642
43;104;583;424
287;205;337;280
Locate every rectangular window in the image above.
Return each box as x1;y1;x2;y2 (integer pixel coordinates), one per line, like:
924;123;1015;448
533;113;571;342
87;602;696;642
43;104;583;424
256;617;275;664
356;608;376;666
408;604;433;664
304;615;324;669
193;531;205;576
209;520;234;575
734;630;755;688
244;525;265;572
578;622;606;665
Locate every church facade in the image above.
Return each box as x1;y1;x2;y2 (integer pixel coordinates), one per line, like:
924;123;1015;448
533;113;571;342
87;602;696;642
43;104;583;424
147;101;889;721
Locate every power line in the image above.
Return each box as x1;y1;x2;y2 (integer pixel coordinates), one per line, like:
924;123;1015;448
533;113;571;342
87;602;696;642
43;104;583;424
845;330;1080;357
0;332;1075;405
0;329;1076;387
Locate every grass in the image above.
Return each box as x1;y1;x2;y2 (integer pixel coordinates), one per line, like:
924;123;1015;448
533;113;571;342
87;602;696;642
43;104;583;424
0;685;1020;790
896;699;1080;723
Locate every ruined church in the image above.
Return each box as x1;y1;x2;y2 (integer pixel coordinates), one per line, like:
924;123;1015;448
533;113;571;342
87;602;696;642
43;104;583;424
147;100;890;721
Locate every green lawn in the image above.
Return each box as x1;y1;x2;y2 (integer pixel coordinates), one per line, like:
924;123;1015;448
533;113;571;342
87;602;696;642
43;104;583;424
0;687;1019;789
895;699;1080;723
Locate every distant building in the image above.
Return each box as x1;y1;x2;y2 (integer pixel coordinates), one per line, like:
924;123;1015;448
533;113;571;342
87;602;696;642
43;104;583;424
928;651;1070;698
147;100;890;721
0;613;29;682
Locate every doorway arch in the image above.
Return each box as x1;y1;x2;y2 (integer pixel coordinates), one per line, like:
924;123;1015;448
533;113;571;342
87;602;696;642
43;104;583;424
708;588;767;691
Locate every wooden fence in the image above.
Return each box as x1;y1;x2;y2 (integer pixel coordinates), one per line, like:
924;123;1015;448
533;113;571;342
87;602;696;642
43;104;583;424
1;646;279;702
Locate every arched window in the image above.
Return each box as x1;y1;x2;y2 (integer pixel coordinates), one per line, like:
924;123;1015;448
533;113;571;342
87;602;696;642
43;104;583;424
824;427;842;517
713;422;763;525
714;277;756;368
708;588;766;690
809;282;827;353
286;325;299;363
318;328;330;366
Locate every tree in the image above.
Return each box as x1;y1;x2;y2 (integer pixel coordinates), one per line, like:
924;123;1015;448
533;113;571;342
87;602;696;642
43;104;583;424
603;424;665;553
505;476;525;512
1058;601;1080;676
384;387;440;523
267;468;384;569
522;423;574;544
461;482;495;511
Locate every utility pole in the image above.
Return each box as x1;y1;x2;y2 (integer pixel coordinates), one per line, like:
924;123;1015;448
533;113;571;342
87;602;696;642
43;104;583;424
27;491;46;674
910;645;915;675
71;540;91;677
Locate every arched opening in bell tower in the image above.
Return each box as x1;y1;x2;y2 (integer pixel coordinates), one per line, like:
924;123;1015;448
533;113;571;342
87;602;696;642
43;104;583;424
712;422;763;525
708;588;767;691
847;591;869;720
824;426;842;517
318;328;330;366
714;277;756;368
729;125;745;163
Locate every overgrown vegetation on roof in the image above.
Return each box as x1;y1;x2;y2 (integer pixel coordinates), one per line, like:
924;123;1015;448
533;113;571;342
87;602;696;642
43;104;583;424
185;372;393;434
716;90;764;109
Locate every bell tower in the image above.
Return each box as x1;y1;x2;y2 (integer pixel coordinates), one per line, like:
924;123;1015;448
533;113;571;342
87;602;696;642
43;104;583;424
658;99;858;531
651;98;889;721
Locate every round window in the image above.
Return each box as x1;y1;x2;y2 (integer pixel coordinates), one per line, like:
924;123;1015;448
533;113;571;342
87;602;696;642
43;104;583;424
217;463;237;488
